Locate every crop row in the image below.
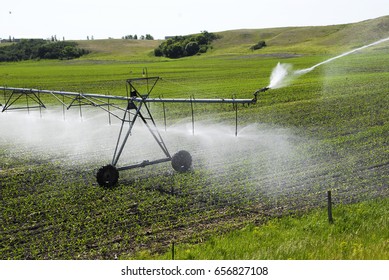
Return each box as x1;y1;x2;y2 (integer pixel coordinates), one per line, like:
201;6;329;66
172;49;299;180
1;116;387;259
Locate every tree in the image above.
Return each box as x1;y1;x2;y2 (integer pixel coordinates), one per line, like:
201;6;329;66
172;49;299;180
153;31;219;59
195;34;207;45
185;41;200;56
165;43;184;58
0;39;90;62
154;47;163;57
61;45;81;59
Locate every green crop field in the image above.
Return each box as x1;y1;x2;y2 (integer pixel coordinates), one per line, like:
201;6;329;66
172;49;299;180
0;16;388;260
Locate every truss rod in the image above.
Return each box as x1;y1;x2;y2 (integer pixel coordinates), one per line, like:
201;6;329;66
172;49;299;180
0;87;257;105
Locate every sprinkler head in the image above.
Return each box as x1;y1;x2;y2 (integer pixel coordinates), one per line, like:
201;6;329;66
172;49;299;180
253;87;270;102
254;87;270;95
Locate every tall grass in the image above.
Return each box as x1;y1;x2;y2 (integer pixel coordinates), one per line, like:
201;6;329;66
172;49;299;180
154;198;389;260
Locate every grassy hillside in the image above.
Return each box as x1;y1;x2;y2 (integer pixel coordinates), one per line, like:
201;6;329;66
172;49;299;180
0;16;388;260
211;16;389;55
69;15;389;60
76;39;162;61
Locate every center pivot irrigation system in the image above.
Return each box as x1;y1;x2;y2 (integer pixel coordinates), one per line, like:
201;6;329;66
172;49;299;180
1;72;269;187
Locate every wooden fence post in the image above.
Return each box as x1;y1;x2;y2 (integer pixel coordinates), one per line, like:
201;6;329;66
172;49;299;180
171;241;175;260
327;190;334;224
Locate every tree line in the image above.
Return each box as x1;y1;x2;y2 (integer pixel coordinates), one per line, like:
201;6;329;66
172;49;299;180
154;31;220;58
0;39;90;62
122;34;154;40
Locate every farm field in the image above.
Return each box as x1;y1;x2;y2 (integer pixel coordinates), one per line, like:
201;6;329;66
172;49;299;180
0;16;388;259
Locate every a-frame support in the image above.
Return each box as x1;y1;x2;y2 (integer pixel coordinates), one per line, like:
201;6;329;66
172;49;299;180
111;98;171;170
2;89;46;112
95;76;192;188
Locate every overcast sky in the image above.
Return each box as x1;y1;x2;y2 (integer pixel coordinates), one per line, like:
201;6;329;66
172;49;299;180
1;0;389;40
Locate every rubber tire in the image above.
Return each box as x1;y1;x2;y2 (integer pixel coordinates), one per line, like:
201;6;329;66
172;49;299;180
96;164;119;188
171;150;192;172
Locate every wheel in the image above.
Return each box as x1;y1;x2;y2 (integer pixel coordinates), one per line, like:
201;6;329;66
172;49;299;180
96;164;119;188
171;150;192;172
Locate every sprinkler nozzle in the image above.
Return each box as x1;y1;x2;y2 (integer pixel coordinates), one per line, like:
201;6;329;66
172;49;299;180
253;87;270;102
254;87;270;95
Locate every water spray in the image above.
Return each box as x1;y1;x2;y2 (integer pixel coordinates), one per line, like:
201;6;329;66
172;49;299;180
0;76;261;188
267;36;389;89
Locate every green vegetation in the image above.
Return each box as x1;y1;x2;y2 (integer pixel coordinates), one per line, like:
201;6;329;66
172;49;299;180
250;40;267;51
0;39;90;62
0;15;388;259
122;34;154;40
152;198;389;259
154;31;219;58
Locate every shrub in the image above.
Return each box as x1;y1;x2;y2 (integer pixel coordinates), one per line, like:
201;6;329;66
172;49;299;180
250;40;267;50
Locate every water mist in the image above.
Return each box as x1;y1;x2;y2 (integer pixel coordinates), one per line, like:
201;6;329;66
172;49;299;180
267;36;389;90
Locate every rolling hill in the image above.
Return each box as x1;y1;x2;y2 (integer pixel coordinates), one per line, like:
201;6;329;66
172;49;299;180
75;15;389;60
